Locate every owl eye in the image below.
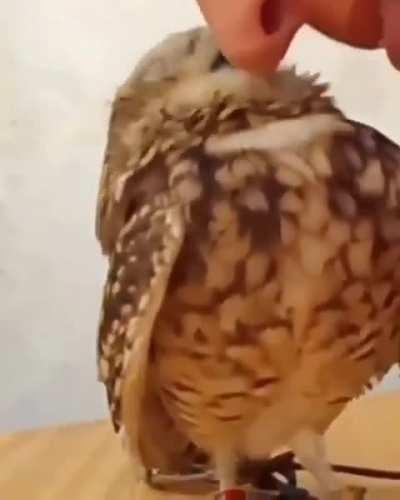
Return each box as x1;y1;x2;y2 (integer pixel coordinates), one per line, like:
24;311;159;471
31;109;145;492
210;51;230;71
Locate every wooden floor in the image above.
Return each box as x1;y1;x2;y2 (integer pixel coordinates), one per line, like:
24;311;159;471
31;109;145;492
0;419;213;500
1;392;399;500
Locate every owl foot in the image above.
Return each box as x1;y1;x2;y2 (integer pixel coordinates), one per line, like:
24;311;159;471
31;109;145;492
290;429;342;500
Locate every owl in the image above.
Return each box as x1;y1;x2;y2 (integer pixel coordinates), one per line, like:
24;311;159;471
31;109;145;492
95;26;400;499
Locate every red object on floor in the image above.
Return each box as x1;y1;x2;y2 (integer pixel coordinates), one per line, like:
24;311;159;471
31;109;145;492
215;489;248;500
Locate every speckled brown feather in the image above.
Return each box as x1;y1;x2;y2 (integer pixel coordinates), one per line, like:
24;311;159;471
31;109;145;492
95;26;400;491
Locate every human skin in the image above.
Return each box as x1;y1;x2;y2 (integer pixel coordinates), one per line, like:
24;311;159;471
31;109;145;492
196;0;400;73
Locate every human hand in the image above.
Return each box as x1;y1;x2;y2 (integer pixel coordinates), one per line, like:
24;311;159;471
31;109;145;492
196;0;400;73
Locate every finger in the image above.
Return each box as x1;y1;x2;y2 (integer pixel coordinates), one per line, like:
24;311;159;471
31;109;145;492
380;0;400;69
196;0;306;73
305;0;382;47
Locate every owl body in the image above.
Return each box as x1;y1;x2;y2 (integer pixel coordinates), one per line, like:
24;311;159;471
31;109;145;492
152;109;400;463
96;27;400;495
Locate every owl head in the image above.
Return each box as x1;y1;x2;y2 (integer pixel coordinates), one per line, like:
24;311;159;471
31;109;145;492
118;27;325;113
131;27;229;82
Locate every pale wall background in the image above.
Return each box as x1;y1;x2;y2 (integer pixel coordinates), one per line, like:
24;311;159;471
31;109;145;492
1;0;399;433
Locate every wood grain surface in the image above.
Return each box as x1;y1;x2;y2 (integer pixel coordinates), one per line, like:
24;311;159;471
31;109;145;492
1;392;399;500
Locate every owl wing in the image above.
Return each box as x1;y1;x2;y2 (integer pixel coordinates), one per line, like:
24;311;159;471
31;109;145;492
95;80;164;254
97;201;184;453
95;84;186;469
